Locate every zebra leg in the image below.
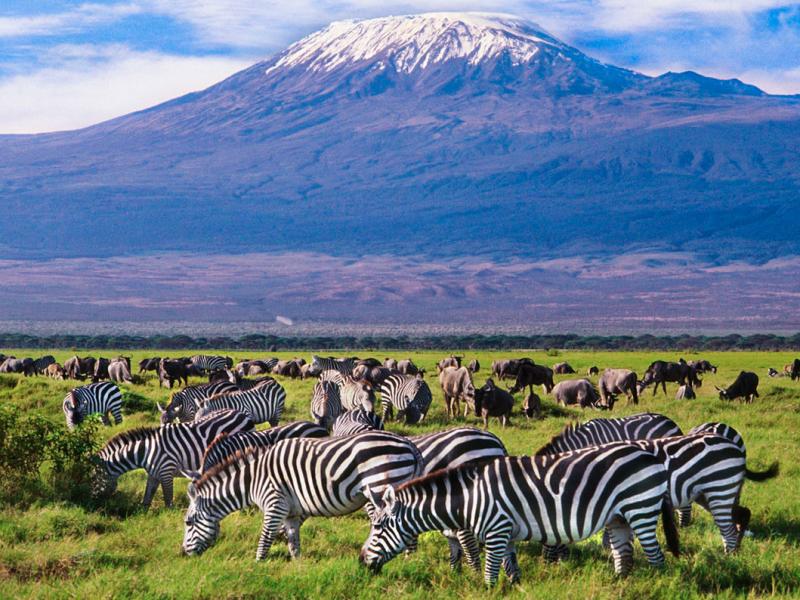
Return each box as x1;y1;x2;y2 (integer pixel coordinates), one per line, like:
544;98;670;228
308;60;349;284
678;505;693;527
142;474;160;509
101;413;111;426
629;514;666;569
605;517;635;576
602;527;611;549
446;535;463;570
542;544;569;562
283;517;302;559
483;526;512;586
706;500;740;553
456;529;481;573
404;535;419;557
161;476;174;508
502;543;521;584
112;407;123;425
255;493;289;561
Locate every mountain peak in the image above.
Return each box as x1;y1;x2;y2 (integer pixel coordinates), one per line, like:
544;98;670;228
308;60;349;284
265;12;564;76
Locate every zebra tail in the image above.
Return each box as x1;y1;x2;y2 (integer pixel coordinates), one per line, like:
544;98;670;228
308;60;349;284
745;461;779;481
660;495;680;557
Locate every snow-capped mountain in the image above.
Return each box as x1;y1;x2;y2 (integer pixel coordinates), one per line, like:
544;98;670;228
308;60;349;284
1;12;799;271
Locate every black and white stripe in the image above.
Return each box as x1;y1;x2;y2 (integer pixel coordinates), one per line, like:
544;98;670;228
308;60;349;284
360;443;678;585
310;380;343;430
159;381;239;423
94;409;253;509
195;383;286;426
688;422;745;452
379;374;432;424
331;409;384;436
190;355;229;374
311;355;356;377
201;421;328;471
339;378;376;413
182;431;423;559
63;382;123;429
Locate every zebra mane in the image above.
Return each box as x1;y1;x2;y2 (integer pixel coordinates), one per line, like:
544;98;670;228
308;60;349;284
397;458;495;492
102;426;159;449
534;421;584;456
204;389;239;404
201;432;231;467
195;446;261;491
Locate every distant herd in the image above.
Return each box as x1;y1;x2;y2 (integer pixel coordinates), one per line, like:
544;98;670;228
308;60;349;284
1;350;794;586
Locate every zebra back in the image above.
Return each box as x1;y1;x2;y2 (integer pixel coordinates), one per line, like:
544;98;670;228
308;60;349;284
534;412;682;455
380;374;432;423
160;381;239;423
687;422;746;453
312;355;356;377
331;409;384;437
191;355;229;373
410;427;507;473
196;383;286;426
63;381;123;429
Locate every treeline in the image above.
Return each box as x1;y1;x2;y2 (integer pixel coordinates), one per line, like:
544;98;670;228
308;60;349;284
1;332;799;351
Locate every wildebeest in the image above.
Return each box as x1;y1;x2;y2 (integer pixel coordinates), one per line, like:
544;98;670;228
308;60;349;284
675;385;696;400
437;355;462;373
34;355;56;375
553;362;576;374
491;358;534;380
0;357;30;374
522;392;542;419
688;359;718;374
551;379;602;409
353;365;393;388
45;363;66;380
598;369;638;406
93;357;110;382
790;359;800;381
397;359;419;376
473;379;514;429
587;365;599;376
138;357;161;374
508;362;555;395
236;360;274;377
468;359;480;374
159;358;189;388
109;358;134;383
438;366;475;419
716;371;759;403
638;359;701;396
64;356;96;380
272;359;303;378
384;358;398;370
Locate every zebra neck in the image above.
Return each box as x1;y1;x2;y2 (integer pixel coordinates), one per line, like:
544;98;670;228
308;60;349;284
401;492;463;534
103;440;150;476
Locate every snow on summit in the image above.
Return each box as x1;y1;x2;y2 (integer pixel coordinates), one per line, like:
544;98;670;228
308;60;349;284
265;13;564;75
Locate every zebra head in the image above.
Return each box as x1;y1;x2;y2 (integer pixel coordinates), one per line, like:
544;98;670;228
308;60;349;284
182;482;220;556
359;485;412;573
62;391;82;428
159;393;186;424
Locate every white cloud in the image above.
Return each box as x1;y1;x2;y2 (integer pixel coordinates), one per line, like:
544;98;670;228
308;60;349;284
0;3;141;38
0;45;250;133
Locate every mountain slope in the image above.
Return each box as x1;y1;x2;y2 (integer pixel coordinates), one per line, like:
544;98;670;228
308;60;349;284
1;12;799;264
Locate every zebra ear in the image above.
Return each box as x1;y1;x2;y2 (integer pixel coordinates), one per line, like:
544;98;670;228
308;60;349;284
382;485;397;509
156;402;165;414
364;485;380;507
187;482;198;500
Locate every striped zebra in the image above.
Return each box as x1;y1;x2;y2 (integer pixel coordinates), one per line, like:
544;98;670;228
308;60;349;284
360;443;679;585
318;369;345;384
339;378;376;412
689;422;745;451
311;355;356;377
63;382;123;429
182;431;423;559
94;409;253;508
310;380;343;430
195;383;286;426
379;374;432;424
190;355;230;374
331;409;384;436
201;421;328;471
158;381;238;423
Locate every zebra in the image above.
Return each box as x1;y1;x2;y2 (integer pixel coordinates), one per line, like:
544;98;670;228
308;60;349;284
542;433;779;559
339;378;376;413
311;355;356;377
310;380;343;430
158;381;239;423
190;355;230;374
331;409;384;436
379;374;432;424
63;382;123;429
194;383;286;427
181;431;423;559
359;443;679;585
201;421;328;471
318;369;345;385
688;422;745;452
94;409;253;509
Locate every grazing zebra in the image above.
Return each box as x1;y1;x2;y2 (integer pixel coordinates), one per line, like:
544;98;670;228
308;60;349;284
190;355;229;374
158;381;239;423
195;383;286;427
181;431;423;559
688;422;745;452
310;380;343;430
379;374;432;424
360;443;679;585
94;409;253;508
201;421;328;471
63;382;123;429
339;378;376;413
311;355;356;377
318;369;345;385
331;409;384;436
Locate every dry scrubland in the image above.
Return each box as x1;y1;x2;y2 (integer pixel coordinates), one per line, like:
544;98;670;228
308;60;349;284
0;349;798;599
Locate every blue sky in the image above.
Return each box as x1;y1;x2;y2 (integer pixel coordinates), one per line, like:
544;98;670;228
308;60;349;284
1;1;799;133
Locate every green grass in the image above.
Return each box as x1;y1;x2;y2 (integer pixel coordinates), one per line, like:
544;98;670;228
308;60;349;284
1;349;799;599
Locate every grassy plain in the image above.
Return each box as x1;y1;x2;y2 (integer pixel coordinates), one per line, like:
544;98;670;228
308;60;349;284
0;349;798;599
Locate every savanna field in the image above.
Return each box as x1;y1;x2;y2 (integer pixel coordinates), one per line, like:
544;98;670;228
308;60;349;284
1;349;798;599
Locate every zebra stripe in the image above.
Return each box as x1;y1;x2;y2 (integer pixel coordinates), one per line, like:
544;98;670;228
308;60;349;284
331;409;384;436
310;380;343;430
182;431;423;559
95;409;253;509
311;355;356;377
688;422;745;452
201;421;328;471
63;382;123;429
159;381;239;423
360;443;677;585
190;355;229;374
339;378;376;413
195;383;286;426
379;374;432;424
318;369;345;385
